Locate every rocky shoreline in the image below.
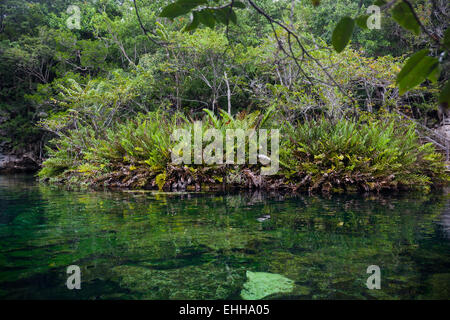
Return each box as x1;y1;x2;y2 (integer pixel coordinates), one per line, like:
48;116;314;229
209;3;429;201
0;152;40;174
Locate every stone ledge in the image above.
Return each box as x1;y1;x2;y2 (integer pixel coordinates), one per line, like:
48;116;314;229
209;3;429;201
0;153;40;173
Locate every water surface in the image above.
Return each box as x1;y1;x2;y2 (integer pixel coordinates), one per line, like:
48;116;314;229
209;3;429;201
0;175;449;299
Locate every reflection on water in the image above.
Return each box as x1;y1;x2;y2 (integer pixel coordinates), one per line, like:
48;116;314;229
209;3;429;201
0;175;449;300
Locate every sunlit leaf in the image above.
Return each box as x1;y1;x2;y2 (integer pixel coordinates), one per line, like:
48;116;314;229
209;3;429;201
332;17;354;53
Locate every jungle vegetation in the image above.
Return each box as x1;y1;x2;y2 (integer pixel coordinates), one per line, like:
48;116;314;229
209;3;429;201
0;0;449;192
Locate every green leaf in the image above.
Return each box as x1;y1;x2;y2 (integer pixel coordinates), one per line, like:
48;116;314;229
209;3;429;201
159;3;190;19
203;109;220;129
159;0;207;18
439;80;450;105
232;1;247;9
427;64;441;83
198;9;216;28
373;0;387;5
178;0;207;5
396;49;439;95
391;1;421;35
332;17;355;53
229;9;237;24
183;12;200;32
221;8;237;24
355;15;369;30
216;8;237;25
443;28;450;48
213;8;230;25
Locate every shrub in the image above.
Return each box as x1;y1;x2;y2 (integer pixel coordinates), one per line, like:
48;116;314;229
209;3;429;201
39;108;447;192
280;114;448;192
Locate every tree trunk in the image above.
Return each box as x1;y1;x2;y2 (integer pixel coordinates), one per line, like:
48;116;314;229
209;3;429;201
224;71;231;114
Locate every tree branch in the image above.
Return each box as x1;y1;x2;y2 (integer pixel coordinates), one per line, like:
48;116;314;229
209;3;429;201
133;0;165;47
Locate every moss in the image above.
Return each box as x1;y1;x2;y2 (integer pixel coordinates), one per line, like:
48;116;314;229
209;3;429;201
155;172;167;191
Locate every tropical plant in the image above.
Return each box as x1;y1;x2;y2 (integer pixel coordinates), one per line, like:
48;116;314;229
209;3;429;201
280;112;448;192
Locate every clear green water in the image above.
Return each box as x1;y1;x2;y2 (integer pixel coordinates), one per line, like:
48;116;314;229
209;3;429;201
0;175;449;300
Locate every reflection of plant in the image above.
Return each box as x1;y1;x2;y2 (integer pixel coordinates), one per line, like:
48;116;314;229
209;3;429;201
2;185;448;299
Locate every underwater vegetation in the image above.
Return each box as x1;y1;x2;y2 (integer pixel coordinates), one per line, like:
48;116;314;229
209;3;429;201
1;175;449;299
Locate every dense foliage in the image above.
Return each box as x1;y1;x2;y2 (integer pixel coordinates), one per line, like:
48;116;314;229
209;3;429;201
281;113;447;191
38;108;447;192
0;0;448;191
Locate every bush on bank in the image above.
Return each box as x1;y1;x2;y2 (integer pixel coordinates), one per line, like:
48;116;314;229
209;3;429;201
280;113;447;192
38;109;448;193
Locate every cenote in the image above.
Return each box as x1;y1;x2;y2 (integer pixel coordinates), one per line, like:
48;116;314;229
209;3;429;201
0;174;449;300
